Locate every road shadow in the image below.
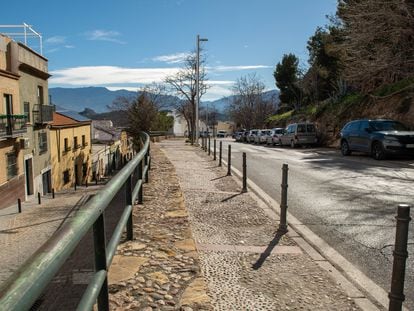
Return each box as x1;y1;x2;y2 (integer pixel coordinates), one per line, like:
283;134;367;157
252;231;286;270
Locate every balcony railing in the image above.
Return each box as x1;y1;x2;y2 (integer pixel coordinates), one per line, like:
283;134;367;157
0;115;27;138
33;104;55;124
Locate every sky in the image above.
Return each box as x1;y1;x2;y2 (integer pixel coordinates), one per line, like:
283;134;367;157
3;0;338;101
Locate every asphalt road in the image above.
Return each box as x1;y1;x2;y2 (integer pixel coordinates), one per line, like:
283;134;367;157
217;138;414;310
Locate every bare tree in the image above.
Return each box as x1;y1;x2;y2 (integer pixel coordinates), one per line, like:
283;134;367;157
337;0;414;92
229;74;277;129
165;51;208;142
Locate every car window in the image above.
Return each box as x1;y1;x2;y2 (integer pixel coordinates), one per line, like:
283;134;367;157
359;120;369;131
297;124;306;133
275;129;283;134
307;124;316;132
347;121;359;131
369;120;408;131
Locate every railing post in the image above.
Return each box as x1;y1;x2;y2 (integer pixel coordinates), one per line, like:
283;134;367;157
148;144;151;171
17;198;22;213
208;136;211;155
389;204;411;311
125;175;133;240
93;214;109;311
52;188;55;199
219;141;222;167
227;145;232;176
38;192;41;205
213;139;216;161
242;152;247;193
278;164;289;234
138;159;143;204
144;150;149;183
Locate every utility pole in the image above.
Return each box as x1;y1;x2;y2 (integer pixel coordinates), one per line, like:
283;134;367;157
195;34;208;146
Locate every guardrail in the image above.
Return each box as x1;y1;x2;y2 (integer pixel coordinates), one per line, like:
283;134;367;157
0;132;151;311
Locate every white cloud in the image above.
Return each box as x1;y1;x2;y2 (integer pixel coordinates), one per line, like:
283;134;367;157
45;36;66;44
208;65;271;72
50;66;180;85
152;52;190;64
85;30;125;44
203;84;233;101
64;45;75;49
106;86;139;92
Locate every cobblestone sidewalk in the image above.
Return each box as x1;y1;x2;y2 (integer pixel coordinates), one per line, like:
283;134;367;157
159;140;364;311
108;140;368;310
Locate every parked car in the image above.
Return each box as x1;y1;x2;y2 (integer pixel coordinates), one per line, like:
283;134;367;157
340;119;414;160
247;129;258;143
234;131;243;142
266;128;284;145
217;130;227;138
254;129;270;144
241;130;250;143
279;123;318;147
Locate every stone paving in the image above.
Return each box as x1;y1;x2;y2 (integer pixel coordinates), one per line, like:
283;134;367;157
159;140;362;311
109;140;367;310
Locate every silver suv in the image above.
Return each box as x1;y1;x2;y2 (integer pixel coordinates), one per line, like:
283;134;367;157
279;123;317;147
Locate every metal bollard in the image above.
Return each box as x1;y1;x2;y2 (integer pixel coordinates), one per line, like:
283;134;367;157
214;139;217;161
389;204;411;311
74;182;77;191
242;152;247;193
52;188;55;199
208;137;211;155
278;164;289;234
17;198;22;213
38;192;41;205
219;141;222;167
85;180;88;188
227;145;232;176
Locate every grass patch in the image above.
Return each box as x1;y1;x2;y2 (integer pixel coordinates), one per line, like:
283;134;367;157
373;77;414;97
267;110;294;123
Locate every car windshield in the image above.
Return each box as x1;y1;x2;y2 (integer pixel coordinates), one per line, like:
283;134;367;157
369;121;408;131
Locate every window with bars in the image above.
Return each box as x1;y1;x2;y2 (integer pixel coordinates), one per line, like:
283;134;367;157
6;152;18;180
38;132;48;154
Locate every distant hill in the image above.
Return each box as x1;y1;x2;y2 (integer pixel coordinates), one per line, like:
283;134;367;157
202;89;280;112
49;87;180;113
49;86;280;114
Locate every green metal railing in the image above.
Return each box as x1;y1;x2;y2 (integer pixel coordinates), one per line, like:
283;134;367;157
0;132;151;311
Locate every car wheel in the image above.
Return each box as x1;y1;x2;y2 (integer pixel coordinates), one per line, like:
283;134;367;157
372;141;385;160
290;140;295;148
341;140;351;156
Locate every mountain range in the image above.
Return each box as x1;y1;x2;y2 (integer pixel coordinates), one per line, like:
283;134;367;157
49;87;280;113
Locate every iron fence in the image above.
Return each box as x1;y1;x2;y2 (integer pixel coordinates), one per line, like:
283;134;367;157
0;132;151;311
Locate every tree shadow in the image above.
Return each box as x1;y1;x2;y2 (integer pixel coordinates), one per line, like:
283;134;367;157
210;175;228;181
221;193;243;202
252;231;286;270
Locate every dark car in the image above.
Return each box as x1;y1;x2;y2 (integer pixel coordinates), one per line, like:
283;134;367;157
340;119;414;160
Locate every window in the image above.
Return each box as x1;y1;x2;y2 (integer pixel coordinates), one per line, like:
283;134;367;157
74;136;79;149
6;152;18;179
64;138;71;152
307;124;316;133
37;86;44;106
24;102;30;123
82;135;86;147
38;132;48;154
63;169;70;184
297;124;306;133
3;94;13;115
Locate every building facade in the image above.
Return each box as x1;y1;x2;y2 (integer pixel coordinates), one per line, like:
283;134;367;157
0;35;26;209
50;111;92;191
18;40;53;199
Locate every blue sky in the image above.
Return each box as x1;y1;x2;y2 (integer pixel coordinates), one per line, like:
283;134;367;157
3;0;337;100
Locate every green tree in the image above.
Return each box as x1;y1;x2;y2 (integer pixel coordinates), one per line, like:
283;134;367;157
126;93;157;139
152;111;174;132
273;53;302;110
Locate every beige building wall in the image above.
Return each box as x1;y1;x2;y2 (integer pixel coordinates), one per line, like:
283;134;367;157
50;124;92;191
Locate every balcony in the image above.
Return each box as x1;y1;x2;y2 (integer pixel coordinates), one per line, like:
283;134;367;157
33;104;55;124
0;115;27;138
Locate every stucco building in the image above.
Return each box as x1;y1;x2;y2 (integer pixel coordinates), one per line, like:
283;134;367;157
50;110;92;191
0;35;26;209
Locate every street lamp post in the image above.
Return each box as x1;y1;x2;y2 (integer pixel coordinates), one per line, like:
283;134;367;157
195;34;208;145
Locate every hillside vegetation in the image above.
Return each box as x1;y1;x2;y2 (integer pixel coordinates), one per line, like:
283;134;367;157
267;0;414;146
